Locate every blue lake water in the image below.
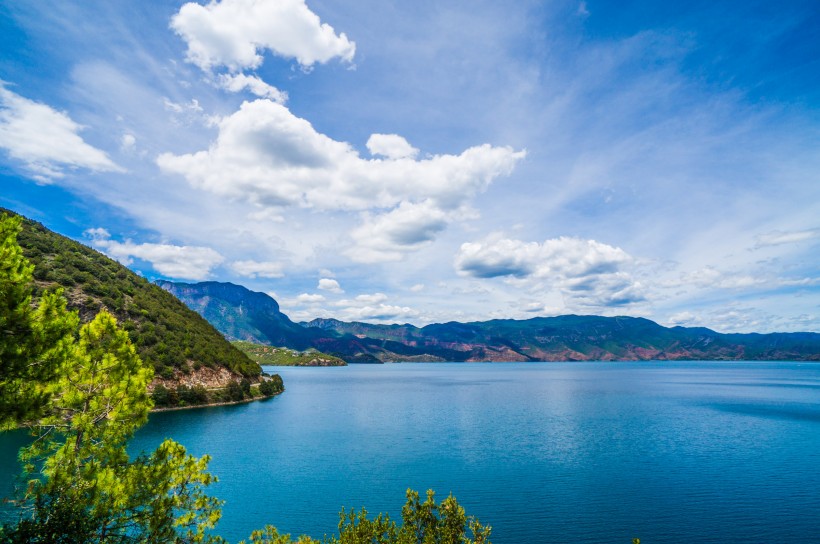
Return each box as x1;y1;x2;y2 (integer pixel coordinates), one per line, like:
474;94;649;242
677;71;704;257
2;362;820;543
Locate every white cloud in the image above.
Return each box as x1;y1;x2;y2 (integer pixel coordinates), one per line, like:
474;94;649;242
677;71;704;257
317;278;343;293
0;85;121;182
347;201;451;263
350;293;388;305
329;291;417;322
217;73;288;103
409;283;425;292
455;236;644;308
754;228;820;248
157;99;525;260
171;0;356;72
230;259;284;278
87;229;223;280
158;100;524;211
456;236;632;280
366;133;418;159
296;293;325;303
337;303;419;323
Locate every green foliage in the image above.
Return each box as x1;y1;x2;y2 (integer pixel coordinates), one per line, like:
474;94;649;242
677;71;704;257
8;310;223;543
240;378;252;396
233;341;346;367
239;489;491;544
0;213;78;429
240;526;318;544
6;209;261;386
151;383;175;407
227;380;246;402
258;375;284;397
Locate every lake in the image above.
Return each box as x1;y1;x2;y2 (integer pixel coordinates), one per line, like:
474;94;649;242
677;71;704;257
2;362;820;543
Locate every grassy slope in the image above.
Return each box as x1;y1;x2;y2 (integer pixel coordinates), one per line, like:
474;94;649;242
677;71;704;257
233;341;346;366
7;209;261;380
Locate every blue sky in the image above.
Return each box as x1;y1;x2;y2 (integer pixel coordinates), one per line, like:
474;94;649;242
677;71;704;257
1;0;818;332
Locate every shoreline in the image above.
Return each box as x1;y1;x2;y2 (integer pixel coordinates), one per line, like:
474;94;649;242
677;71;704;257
150;390;283;413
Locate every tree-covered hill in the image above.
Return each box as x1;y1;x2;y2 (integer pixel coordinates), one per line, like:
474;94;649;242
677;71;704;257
5;209;261;383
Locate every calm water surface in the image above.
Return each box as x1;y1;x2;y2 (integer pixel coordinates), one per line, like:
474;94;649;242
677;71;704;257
2;362;820;543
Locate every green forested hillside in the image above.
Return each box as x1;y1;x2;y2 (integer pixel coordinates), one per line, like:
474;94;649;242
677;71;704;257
6;209;261;379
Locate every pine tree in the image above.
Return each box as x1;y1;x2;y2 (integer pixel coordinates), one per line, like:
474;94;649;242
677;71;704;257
0;213;77;429
15;311;224;543
1;213;223;542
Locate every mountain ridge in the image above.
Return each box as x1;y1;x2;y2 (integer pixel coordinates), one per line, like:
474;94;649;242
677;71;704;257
161;280;820;362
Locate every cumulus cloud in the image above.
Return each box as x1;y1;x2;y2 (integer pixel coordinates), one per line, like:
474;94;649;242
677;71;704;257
296;293;325;303
348;201;451;263
217;73;287;103
455;236;644;308
0;85;121;182
366;133;418;160
158;100;524;211
230;259;284;278
338;293;388;305
87;228;223;280
157;99;525;259
456;236;632;280
337;303;419;323
330;292;418;322
754;228;820;248
317;278;343;293
171;0;356;72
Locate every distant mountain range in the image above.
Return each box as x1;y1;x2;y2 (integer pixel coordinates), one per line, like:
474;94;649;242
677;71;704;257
159;281;820;362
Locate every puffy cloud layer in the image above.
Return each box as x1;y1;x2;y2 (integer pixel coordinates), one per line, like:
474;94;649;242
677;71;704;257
171;0;355;72
87;229;223;280
158;99;525;260
455;236;644;308
456;236;632;279
158;100;524;211
0;85;121;182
